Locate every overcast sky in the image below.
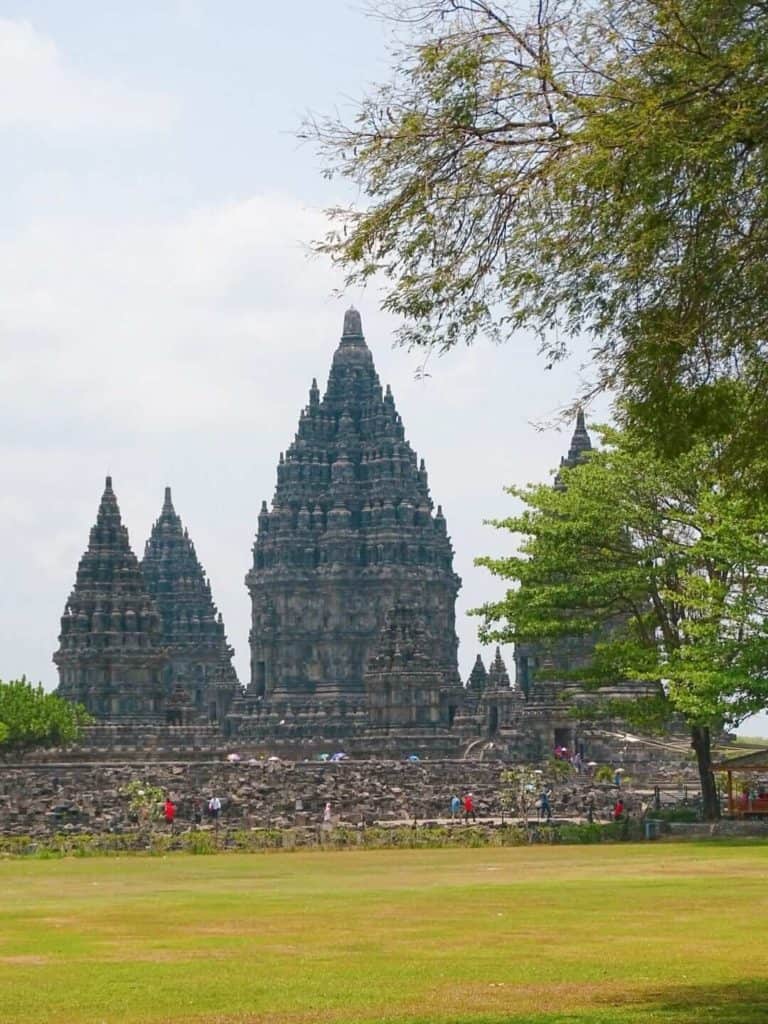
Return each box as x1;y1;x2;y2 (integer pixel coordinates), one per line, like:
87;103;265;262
2;2;764;736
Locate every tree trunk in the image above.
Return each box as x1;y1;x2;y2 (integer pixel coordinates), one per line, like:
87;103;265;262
691;725;720;821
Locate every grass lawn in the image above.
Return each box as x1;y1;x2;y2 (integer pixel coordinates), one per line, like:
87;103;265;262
1;843;767;1023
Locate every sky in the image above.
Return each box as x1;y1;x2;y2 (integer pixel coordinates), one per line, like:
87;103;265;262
2;2;764;737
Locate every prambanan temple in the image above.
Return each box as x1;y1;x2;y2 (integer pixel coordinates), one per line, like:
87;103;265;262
53;310;653;760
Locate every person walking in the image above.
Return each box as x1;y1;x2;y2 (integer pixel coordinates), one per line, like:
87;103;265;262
208;795;222;828
463;792;476;823
323;801;332;824
539;789;552;822
163;797;176;830
450;794;461;820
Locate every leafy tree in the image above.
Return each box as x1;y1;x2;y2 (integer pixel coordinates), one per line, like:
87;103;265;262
501;760;569;836
501;766;541;837
474;424;768;820
305;0;768;457
0;678;91;759
122;781;165;825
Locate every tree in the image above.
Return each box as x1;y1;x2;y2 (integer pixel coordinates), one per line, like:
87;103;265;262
501;760;570;836
122;781;165;826
305;0;768;458
473;423;768;820
0;678;91;759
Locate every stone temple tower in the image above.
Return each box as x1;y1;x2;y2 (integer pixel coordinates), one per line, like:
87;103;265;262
54;477;168;719
245;308;461;709
515;411;595;696
140;487;239;724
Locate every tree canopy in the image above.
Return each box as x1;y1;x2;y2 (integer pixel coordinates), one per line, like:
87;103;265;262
473;421;768;818
0;678;91;759
306;0;768;454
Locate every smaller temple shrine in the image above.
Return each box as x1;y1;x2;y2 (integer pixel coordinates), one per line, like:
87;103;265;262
54;477;168;719
140;487;239;726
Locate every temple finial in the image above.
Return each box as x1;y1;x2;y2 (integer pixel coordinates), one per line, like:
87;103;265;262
163;486;174;513
342;306;363;339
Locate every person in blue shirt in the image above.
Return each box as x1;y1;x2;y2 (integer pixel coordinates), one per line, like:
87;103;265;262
450;794;461;820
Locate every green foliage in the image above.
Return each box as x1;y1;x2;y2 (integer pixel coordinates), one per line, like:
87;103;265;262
306;0;768;461
654;808;701;823
545;757;572;782
475;425;768;730
121;780;165;823
475;422;768;818
0;678;91;758
594;766;617;785
500;766;543;826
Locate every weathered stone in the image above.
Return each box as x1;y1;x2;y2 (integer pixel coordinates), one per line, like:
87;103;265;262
141;487;240;724
53;477;168;719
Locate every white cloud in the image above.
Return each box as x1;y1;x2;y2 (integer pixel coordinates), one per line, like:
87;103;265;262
1;192;562;694
0;196;352;433
0;19;176;133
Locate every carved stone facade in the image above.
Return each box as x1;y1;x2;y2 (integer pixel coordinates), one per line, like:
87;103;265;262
53;320;666;764
242;309;462;737
54;478;168;720
140;488;239;725
365;606;459;731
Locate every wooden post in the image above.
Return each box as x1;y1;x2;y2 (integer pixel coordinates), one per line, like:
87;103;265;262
727;770;733;817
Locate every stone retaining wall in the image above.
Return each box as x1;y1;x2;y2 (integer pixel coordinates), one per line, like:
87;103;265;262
0;760;657;836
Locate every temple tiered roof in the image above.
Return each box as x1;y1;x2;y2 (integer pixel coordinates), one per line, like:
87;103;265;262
141;488;238;695
251;306;453;576
466;654;488;691
54;477;167;718
246;308;460;701
487;647;512;689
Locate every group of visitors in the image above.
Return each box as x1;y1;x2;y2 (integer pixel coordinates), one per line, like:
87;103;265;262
553;746;586;774
161;795;223;829
450;792;477;822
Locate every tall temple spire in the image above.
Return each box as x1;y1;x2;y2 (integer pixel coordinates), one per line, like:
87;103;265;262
487;647;511;689
466;654;488;692
341;305;364;341
563;408;592;468
555;408;593;488
54;477;167;719
245;307;461;712
141;487;239;721
162;485;175;515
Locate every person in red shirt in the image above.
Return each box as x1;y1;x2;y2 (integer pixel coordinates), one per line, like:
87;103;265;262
463;792;477;823
164;797;176;829
613;798;625;821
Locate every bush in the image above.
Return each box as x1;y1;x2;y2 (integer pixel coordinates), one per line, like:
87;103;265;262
652;807;701;823
181;831;218;855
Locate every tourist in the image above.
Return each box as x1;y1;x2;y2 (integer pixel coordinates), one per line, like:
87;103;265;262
613;768;623;787
450;794;461;820
463;792;476;823
538;789;552;822
613;797;625;821
323;802;332;824
208;795;222;824
163;797;176;829
192;798;203;827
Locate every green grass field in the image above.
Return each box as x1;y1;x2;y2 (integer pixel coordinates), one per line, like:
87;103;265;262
1;843;767;1024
